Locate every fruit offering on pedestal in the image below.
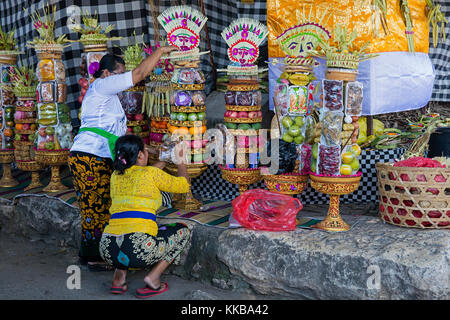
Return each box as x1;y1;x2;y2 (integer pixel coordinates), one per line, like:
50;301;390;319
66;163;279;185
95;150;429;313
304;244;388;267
26;3;73;192
73;11;121;108
0;27;22;187
9;65;43;190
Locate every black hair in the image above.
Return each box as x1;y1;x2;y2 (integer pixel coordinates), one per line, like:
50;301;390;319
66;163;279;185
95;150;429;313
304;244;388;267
93;54;125;79
113;134;145;175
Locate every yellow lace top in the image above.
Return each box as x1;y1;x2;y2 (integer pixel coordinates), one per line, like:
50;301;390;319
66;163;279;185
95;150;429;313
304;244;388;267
103;165;190;236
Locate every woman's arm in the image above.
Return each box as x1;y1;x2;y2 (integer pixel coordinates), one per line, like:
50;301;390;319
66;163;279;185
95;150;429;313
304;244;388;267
132;46;178;85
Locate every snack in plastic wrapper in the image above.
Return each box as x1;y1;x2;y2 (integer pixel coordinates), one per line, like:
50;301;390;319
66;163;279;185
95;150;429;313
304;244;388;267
345;81;363;117
323;79;343;112
1;85;15;105
38;59;55;81
320;111;343;146
317;144;340;176
288;86;308;114
236;91;253;106
224;91;236;105
192;69;205;84
178;68;196;84
118;91;143;114
40;82;55;103
56;83;67;103
55;60;66;82
274;82;289;115
299;143;312;175
191;91;206;106
175;91;192;107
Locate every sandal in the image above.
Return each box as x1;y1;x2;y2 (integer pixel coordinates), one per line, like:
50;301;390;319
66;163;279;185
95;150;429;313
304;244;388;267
110;283;128;295
136;282;168;299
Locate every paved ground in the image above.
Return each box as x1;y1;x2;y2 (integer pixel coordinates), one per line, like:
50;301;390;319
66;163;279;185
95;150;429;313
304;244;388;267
0;232;285;300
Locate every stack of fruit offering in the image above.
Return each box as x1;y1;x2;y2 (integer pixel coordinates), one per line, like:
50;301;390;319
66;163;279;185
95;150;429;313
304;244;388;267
220;18;269;168
118;35;150;144
0;65;16;150
157;6;209;164
10;65;39;162
74;11;121;115
35;50;73;151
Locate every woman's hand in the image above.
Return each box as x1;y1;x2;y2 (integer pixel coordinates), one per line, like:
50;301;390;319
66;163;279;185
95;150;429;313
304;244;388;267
157;46;179;56
132;46;178;85
144;145;158;155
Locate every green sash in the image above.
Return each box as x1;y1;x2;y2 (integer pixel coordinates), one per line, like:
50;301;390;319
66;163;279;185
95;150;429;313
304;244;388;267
78;127;119;161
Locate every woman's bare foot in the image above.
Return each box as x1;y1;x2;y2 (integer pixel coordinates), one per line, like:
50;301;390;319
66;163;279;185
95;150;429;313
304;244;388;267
112;269;127;287
143;274;161;290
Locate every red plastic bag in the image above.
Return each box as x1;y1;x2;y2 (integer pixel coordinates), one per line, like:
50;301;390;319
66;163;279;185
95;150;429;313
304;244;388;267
231;189;303;231
393;157;446;168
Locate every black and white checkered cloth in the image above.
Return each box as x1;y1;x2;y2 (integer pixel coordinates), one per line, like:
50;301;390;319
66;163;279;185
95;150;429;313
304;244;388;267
191;148;405;204
0;0;267;128
428;0;450;102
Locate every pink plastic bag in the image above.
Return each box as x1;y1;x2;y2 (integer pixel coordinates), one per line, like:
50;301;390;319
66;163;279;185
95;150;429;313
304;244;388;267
231;189;303;231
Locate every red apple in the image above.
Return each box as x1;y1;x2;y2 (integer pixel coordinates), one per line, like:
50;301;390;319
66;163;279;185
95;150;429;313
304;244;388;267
127;127;133;133
46;135;54;142
257;111;263;118
248;111;258;119
134;114;144;121
229;111;238;118
38;141;46;149
224;111;231;117
22;123;30;130
191;140;202;149
238;111;248;118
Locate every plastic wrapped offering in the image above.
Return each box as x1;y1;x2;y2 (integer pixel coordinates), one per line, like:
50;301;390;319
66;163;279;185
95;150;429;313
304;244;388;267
323;79;343;112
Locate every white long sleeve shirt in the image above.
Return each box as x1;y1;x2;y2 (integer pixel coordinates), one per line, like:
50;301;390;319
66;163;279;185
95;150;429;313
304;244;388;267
70;71;134;158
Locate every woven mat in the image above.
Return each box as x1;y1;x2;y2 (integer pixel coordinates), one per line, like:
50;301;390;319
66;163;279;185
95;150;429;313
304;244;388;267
0;166;78;208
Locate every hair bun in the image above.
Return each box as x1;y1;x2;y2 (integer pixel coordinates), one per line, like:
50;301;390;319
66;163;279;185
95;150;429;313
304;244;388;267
93;69;102;79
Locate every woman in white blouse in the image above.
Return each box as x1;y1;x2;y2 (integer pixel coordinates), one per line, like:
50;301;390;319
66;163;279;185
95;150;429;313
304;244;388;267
69;46;177;271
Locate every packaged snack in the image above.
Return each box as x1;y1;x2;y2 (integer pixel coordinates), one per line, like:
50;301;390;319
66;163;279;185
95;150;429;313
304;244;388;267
236;91;253;106
55;60;66;82
1;66;11;83
178;68;196;84
57;103;71;123
38;103;57;126
170;91;177;105
252;90;261;106
299;143;312;174
38;59;55;81
317;144;340;176
274;82;289;116
174;91;192;107
1;85;15;105
192;69;205;84
320;111;343;146
224;91;236;105
304;115;315;144
40;81;56;103
288;86;308;114
345;81;363;117
118;91;143;114
56;83;67;103
323;79;343;112
191;91;206;106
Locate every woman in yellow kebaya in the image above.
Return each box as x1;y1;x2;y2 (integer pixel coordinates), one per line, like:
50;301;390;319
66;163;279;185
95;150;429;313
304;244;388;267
99;134;190;298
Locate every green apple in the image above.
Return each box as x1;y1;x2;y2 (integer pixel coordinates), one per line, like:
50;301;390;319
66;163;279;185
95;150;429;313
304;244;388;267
170;112;178;120
282;132;294;143
177;112;188;121
294;134;305;144
238;123;252;130
294;116;304;127
45;126;55;135
281;116;293;129
225;122;237;129
287;125;301;137
187;113;198;121
251;123;262;130
197;112;206;120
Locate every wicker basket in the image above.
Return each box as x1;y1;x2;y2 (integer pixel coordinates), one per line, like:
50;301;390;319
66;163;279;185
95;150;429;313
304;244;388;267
376;162;450;229
227;83;259;91
169;119;207;127
225;105;261;112
171;105;206;113
224;117;262;124
325;68;358;81
172;83;205;91
264;173;309;195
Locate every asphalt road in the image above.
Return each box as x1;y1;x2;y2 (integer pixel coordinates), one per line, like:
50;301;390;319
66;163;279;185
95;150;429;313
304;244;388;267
0;232;282;301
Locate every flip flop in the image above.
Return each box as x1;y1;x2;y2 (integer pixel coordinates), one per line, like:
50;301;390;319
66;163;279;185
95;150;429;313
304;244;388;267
110;283;128;295
88;263;114;272
135;282;169;299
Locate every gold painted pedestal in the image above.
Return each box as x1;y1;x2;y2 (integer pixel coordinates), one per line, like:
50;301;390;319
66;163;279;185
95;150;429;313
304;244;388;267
310;174;361;232
219;165;261;195
0;150;19;187
166;163;208;210
16;161;45;191
35;149;69;192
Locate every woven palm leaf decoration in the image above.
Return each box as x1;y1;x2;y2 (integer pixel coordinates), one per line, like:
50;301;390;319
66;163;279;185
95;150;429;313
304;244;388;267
157;5;207;52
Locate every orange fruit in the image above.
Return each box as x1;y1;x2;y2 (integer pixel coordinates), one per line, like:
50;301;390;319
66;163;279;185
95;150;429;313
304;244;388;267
201;125;207;134
189;126;202;136
3;128;13;137
168;125;177;134
15;124;23;131
176;126;189;135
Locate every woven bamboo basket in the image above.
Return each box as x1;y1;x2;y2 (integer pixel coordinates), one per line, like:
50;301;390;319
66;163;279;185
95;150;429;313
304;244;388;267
151;116;170;122
225;105;261;112
326;53;360;69
228;129;259;136
171;105;206;113
224;117;262;124
127;120;146;127
169;119;207;127
325;68;358;81
227;83;259;91
0;53;18;64
376;162;450;229
172;83;205;91
150;127;168;134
